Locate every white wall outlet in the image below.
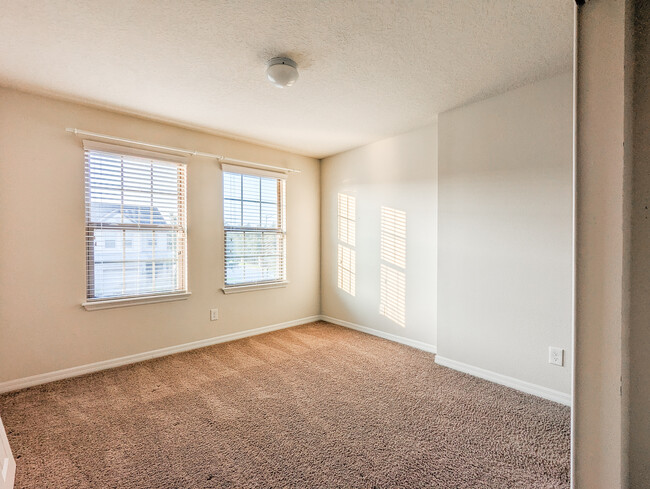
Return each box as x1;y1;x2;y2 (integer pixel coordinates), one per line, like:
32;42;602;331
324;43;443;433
210;308;219;321
548;347;564;366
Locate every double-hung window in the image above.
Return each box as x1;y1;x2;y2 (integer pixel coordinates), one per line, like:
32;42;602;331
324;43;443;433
222;164;286;292
83;141;188;309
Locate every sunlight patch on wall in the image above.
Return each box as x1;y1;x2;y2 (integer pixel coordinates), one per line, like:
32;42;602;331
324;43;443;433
380;206;406;326
380;206;406;269
380;264;406;327
338;244;356;296
337;193;356;296
338;193;356;246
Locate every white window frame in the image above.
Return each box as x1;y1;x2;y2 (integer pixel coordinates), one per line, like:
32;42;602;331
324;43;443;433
81;140;190;310
221;164;288;293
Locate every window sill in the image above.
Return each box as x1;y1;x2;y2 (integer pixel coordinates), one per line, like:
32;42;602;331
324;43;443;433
222;281;289;294
82;292;191;311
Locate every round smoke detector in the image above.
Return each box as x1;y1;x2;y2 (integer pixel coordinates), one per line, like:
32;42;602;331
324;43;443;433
266;57;299;88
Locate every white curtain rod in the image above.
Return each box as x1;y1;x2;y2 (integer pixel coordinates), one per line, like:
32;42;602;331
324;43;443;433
65;128;301;174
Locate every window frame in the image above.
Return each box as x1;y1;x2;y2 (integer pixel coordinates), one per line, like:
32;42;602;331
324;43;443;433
221;164;288;293
81;140;190;310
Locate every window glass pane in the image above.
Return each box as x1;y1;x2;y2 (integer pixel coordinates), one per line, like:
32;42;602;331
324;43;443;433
243;201;261;227
136;230;155;260
224;199;242;227
261;203;278;228
154;231;175;257
243;256;264;283
89;201;122;224
224;173;241;200
260;255;282;281
260;178;278;203
244;232;263;256
263;233;280;255
122;264;140;296
91;229;184;298
138;262;155;294
154;262;176;292
225;231;244;255
225;257;245;285
242;175;260;201
94;263;124;298
93;229;122;258
124;230;143;260
153;195;179;227
123;188;149;208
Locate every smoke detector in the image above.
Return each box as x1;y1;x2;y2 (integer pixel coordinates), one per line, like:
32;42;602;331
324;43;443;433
266;57;299;88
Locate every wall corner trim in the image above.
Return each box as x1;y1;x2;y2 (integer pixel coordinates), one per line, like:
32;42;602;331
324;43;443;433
320;315;437;353
0;315;321;394
435;355;571;406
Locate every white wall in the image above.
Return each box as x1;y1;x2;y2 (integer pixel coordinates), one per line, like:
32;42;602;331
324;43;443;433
0;87;320;384
320;124;438;347
437;72;573;395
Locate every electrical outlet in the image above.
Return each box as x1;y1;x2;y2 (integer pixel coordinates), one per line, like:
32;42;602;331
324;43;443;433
210;308;219;321
548;347;564;366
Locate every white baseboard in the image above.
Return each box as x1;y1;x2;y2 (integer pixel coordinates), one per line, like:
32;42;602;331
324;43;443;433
0;314;570;408
320;315;437;353
435;355;571;406
0;315;321;394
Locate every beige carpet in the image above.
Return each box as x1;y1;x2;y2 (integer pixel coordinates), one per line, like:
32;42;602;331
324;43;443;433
0;321;570;488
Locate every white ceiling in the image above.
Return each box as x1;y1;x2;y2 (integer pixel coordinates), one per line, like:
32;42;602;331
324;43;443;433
0;1;573;158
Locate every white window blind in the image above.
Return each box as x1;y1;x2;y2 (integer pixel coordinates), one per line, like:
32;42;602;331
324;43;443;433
84;141;188;301
223;165;286;288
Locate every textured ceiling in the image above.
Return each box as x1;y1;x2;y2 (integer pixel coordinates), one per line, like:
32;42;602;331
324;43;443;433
0;1;573;158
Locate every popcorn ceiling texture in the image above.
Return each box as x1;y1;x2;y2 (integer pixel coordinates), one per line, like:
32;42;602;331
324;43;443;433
0;1;573;157
0;322;570;488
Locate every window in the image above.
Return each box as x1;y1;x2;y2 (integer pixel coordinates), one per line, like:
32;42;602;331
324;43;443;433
222;164;286;290
84;140;188;306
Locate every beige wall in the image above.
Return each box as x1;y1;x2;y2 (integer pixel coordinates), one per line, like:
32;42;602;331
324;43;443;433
437;72;574;395
0;87;320;384
320;124;438;347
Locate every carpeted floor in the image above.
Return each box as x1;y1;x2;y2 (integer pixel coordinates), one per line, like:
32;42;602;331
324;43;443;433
0;321;570;488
